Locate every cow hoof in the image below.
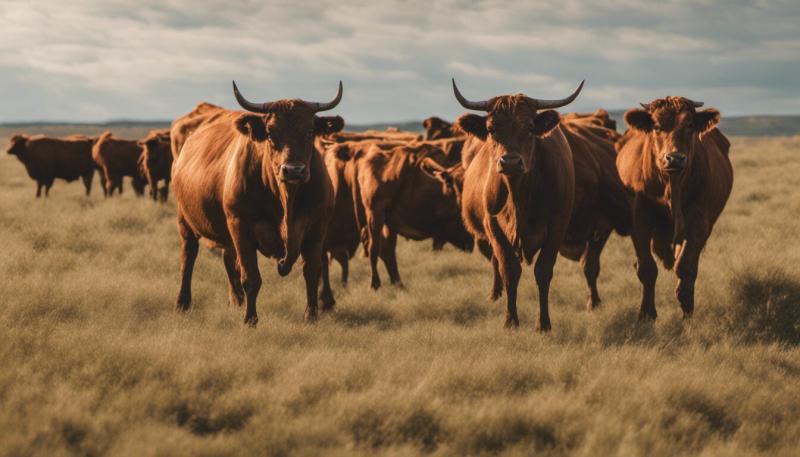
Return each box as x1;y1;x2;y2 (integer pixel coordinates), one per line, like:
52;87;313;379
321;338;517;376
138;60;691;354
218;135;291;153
176;294;191;312
320;293;336;311
244;314;259;327
392;281;405;289
304;310;318;323
229;291;244;307
371;279;381;290
586;297;601;312
504;317;520;329
277;261;293;277
536;322;552;333
489;289;502;302
682;309;694;319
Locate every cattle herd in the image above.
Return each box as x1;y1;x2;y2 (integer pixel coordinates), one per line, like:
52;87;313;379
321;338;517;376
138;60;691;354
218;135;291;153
5;79;733;331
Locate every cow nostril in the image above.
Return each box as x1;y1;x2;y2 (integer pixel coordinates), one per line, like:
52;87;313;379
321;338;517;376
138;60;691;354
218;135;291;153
499;155;521;165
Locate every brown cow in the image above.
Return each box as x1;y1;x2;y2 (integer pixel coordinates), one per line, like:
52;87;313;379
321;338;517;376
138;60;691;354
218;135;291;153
563;108;617;131
6;134;99;197
171;81;343;326
423;116;460;140
138;129;172;201
431;107;631;313
170;102;225;159
616;96;732;319
356;142;473;290
318;140;398;296
449;79;582;331
330;129;421;143
92;131;147;197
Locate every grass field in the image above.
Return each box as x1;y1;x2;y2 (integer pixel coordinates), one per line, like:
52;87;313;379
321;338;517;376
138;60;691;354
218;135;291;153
1;128;799;456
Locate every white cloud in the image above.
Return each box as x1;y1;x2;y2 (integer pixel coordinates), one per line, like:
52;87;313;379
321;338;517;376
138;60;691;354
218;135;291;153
0;0;798;122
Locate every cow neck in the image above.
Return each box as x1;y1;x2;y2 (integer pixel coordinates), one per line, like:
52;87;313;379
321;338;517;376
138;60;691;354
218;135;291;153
259;142;302;271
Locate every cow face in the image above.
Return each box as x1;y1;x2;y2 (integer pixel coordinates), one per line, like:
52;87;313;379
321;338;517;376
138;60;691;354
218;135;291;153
423;116;453;140
236;108;344;184
625;97;720;175
231;81;344;185
456;100;561;176
6;135;27;157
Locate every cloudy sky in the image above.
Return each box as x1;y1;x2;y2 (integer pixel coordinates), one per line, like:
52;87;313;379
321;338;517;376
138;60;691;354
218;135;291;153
1;0;798;123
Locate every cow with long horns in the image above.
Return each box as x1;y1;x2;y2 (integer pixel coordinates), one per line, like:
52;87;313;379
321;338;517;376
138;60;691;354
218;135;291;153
616;96;732;320
171;82;344;326
450;79;582;331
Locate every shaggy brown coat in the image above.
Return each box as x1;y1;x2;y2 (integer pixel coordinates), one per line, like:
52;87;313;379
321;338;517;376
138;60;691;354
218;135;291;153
169;102;225;159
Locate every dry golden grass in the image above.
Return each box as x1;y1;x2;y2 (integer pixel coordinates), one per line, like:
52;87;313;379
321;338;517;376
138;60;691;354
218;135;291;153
1;129;799;456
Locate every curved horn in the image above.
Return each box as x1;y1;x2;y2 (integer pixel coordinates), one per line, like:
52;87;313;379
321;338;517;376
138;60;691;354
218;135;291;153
640;102;651;110
452;78;490;111
528;80;585;110
686;98;704;108
232;81;275;113
308;81;343;112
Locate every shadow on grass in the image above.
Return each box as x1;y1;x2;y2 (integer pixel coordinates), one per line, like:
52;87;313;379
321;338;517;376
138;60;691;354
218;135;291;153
726;267;800;345
350;407;444;452
331;307;397;330
600;307;657;347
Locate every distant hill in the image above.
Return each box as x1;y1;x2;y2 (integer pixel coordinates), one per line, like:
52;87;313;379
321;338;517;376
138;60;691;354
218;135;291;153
3;115;799;138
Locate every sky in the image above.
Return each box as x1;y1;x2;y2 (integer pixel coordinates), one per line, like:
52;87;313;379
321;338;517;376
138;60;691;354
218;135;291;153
1;0;798;123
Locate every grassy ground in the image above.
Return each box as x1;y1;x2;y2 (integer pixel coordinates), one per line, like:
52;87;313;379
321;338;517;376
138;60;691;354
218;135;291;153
1;129;799;456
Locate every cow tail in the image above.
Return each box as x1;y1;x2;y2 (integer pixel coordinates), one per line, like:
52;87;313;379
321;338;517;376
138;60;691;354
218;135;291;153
349;165;369;257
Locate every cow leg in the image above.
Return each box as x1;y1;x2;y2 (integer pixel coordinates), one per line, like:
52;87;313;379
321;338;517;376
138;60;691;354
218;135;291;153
486;219;521;328
150;181;159;201
229;219;261;327
365;210;385;290
107;173;120;196
36;182;42;198
132;178;146;197
379;227;402;286
632;196;658;320
319;252;336;311
160;180;170;202
534;245;559;332
222;248;244;307
176;216;199;311
44;182;52;197
82;172;93;196
332;250;349;286
490;255;503;301
582;232;609;311
301;238;324;323
674;228;708;318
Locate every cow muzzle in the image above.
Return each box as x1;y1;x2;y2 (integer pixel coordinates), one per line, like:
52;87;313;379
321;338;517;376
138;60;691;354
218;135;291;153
278;162;308;183
497;155;524;175
663;152;687;172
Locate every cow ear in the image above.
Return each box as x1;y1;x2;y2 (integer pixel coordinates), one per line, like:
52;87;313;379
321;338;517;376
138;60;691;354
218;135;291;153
693;109;720;134
315;115;345;136
624;109;654;132
455;114;488;140
533;110;560;137
235;114;268;142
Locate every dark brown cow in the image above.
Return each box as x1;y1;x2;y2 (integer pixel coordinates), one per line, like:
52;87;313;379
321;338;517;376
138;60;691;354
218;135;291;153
137;129;172;201
92;132;147;197
170;102;225;159
171;82;343;326
356;142;473;289
616;96;732;319
449;79;582;331
6;134;99;197
422;116;459;140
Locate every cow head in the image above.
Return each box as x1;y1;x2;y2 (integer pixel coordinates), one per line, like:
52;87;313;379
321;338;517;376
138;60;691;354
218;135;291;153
232;81;344;184
6;135;27;157
422;116;453;140
421;157;465;206
624;96;720;175
452;79;584;176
